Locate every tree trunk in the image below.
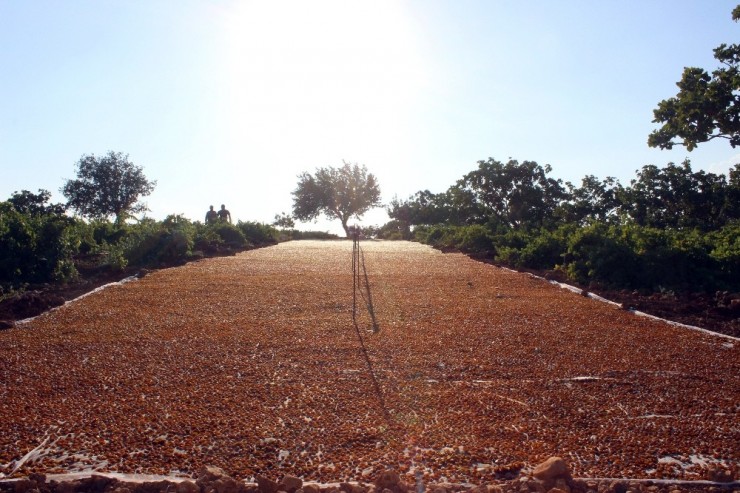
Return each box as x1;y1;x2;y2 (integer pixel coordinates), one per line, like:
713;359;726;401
341;217;350;237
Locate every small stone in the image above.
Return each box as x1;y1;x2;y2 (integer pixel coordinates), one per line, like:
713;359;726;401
54;481;77;493
12;479;33;493
110;487;133;493
256;475;281;493
280;476;303;493
177;481;200;493
375;471;401;491
707;466;734;483
533;458;571;482
198;466;230;484
28;473;46;485
196;467;240;493
90;475;115;492
608;481;627;493
553;479;570;493
302;486;321;493
527;482;546;493
218;478;242;493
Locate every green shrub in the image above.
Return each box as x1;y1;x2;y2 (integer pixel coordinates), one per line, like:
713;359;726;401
236;221;278;246
286;230;340;240
380;230;405;241
124;230;185;267
454;224;494;254
121;216;197;267
709;222;740;289
491;229;528;266
413;224;452;247
214;222;248;248
518;229;567;269
0;202;81;284
377;220;411;240
107;243;128;271
562;223;641;288
495;245;522;266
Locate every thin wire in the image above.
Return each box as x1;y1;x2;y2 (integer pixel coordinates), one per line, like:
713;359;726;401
350;236;391;423
357;245;379;333
349;238;427;482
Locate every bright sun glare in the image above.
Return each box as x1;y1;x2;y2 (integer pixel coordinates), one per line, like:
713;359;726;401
212;1;427;184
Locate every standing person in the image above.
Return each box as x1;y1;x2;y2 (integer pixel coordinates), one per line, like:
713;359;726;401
218;204;232;223
205;205;218;224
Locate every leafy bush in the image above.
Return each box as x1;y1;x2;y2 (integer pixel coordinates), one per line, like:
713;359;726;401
561;223;641;288
118;216;200;268
709;222;740;287
454;224;494;254
376;220;411;240
517;227;570;270
192;222;250;254
236;221;278;246
213;222;247;248
124;229;192;267
413;224;449;247
285;230;340;240
0;202;80;285
106;243;128;271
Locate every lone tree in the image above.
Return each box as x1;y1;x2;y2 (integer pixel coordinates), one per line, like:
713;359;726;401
648;5;740;151
62;151;156;224
292;161;381;237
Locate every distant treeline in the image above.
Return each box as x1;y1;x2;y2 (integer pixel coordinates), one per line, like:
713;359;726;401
377;158;740;293
0;189;337;298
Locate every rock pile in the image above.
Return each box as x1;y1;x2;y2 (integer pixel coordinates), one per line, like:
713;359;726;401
1;459;737;493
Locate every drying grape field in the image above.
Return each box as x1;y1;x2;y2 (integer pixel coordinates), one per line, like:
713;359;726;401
1;240;738;484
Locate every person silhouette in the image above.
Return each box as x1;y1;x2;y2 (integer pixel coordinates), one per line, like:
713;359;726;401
218;204;231;223
205;205;218;224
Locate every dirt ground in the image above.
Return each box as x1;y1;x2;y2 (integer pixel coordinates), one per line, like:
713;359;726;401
2;247;738;339
0;240;738;484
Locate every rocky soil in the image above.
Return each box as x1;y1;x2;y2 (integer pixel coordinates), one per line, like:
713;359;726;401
2;249;737;339
0;457;740;493
1;458;738;493
0;241;738;487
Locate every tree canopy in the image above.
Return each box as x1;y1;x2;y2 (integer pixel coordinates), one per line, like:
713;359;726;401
292;162;381;237
623;160;736;230
389;158;739;233
648;6;740;150
389;159;566;230
7;189;66;216
62;151;156;224
451;159;566;229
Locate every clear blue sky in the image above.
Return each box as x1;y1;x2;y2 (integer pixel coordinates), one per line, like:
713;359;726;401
1;1;738;234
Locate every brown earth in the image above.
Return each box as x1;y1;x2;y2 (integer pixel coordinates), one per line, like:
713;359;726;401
0;240;738;485
2;248;737;339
